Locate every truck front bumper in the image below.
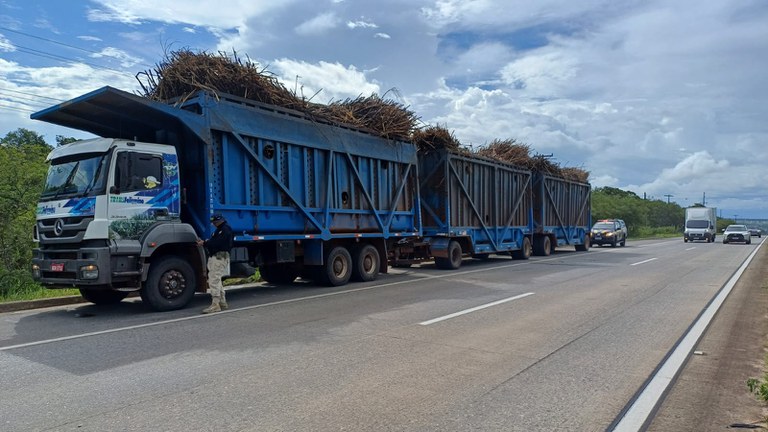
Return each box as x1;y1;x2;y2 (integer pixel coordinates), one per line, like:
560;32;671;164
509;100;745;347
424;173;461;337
32;245;113;288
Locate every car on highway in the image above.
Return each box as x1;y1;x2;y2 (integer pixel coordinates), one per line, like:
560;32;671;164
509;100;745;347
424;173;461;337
590;219;627;247
723;224;752;244
749;227;762;237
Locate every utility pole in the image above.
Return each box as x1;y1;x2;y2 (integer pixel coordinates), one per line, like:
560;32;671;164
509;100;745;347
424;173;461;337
702;192;706;206
664;194;673;204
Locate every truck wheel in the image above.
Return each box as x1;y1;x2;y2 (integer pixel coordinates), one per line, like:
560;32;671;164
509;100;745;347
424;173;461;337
575;235;590;252
435;240;462;270
320;246;352;286
79;288;129;305
351;244;380;282
512;237;532;259
260;263;298;284
141;256;196;312
533;236;551;256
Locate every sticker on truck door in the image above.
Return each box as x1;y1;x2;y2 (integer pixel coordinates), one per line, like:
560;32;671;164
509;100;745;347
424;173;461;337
108;152;179;239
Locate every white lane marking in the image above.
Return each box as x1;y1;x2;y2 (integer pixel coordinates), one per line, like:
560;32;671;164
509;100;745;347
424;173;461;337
419;292;535;326
631;258;658;266
685;247;696;251
612;237;765;431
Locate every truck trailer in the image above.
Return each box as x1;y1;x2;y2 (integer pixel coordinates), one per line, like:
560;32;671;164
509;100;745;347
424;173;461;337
31;87;421;311
390;149;591;269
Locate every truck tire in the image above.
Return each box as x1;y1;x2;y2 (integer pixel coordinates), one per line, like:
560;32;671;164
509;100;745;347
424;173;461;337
141;256;197;312
320;246;353;286
79;288;129;305
351;244;380;282
533;236;551;256
575;234;590;252
435;240;462;270
260;263;298;284
512;237;532;259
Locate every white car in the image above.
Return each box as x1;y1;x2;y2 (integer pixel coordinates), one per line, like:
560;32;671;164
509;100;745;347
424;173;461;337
723;224;751;244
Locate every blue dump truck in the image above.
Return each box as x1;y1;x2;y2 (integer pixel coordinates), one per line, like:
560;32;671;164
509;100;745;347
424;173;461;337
30;87;590;311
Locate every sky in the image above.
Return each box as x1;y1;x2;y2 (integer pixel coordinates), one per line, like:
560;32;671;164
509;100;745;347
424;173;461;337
1;0;766;219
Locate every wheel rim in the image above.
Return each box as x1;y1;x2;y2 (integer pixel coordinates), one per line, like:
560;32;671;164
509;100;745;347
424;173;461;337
362;253;375;275
333;255;348;278
159;269;186;299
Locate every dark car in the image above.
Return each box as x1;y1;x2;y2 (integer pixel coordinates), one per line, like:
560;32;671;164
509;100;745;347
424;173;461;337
749;227;762;237
723;224;751;244
591;219;627;247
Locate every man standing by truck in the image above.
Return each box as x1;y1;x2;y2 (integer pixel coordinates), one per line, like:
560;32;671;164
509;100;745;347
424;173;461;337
197;214;234;313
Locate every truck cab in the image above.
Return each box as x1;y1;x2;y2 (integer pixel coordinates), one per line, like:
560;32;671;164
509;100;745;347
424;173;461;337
32;138;204;309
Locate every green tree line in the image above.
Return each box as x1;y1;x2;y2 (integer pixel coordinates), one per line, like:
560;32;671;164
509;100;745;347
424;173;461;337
0;129;77;299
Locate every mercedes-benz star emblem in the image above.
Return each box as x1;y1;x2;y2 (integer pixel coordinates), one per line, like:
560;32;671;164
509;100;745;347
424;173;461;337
53;219;65;237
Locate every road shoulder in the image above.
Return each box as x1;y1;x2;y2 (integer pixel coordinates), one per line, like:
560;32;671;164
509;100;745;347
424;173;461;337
648;243;768;430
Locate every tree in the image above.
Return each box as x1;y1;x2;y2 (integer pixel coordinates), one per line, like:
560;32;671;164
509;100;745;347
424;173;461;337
0;129;52;296
56;135;78;146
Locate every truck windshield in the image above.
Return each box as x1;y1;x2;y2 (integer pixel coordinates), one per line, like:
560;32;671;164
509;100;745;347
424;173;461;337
40;152;110;201
686;220;710;229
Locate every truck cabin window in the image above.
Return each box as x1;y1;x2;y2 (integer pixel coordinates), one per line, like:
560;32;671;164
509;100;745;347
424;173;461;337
40;152;110;201
115;152;163;192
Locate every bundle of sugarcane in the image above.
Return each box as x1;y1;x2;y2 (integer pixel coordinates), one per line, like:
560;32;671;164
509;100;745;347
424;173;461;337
559;167;590;183
411;125;463;152
474;139;532;166
137;49;301;108
136;50;418;140
311;94;419;141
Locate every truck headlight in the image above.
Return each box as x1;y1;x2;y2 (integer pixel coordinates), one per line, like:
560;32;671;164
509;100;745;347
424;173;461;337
32;264;41;278
80;265;99;280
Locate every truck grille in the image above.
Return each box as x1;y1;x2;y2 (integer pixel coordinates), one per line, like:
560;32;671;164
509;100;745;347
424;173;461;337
37;216;93;244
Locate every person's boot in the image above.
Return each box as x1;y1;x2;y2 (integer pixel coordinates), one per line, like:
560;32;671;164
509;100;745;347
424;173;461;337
202;296;221;314
219;291;229;310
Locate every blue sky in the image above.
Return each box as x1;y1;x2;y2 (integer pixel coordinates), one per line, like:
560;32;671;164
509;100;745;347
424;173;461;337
1;0;767;219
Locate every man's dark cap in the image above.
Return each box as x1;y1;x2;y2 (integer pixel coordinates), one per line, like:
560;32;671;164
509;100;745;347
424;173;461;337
210;213;225;222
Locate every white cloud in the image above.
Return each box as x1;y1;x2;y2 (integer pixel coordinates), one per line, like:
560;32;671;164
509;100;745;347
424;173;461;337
90;47;144;68
374;33;391;39
87;0;296;29
0;33;14;52
77;35;102;42
271;59;380;103
0;58;138;143
347;20;378;29
295;12;339;36
500;50;578;98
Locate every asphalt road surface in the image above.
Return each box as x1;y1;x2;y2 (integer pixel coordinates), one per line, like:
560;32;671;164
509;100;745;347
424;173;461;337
1;237;763;431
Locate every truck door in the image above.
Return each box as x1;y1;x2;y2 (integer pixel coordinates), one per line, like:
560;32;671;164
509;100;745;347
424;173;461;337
108;151;175;240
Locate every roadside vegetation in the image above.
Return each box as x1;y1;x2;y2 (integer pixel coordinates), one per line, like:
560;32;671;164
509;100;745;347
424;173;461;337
0;128;740;303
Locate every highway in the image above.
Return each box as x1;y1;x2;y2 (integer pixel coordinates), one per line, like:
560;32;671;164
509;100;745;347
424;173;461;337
0;237;763;431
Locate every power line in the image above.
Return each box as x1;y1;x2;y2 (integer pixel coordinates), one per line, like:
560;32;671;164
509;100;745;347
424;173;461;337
0;87;64;102
0;103;35;113
0;25;154;68
0;95;48;109
0;25;105;55
12;43;129;75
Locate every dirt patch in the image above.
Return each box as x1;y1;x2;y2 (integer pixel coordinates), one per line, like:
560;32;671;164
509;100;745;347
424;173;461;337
648;244;768;430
